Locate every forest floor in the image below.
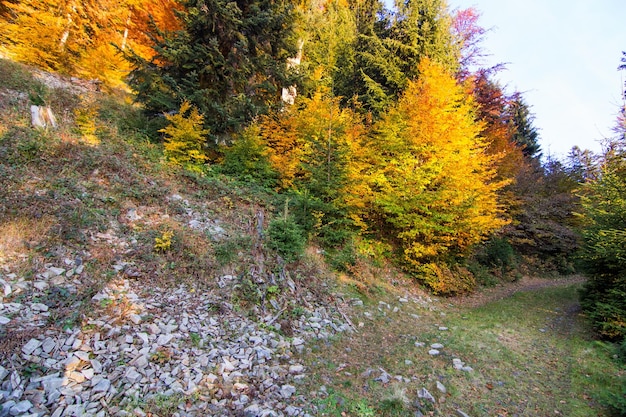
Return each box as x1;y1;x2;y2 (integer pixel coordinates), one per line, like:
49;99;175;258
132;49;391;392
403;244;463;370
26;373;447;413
301;275;621;417
453;274;588;308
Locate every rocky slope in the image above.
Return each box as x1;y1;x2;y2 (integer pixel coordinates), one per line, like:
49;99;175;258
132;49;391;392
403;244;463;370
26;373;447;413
0;59;352;416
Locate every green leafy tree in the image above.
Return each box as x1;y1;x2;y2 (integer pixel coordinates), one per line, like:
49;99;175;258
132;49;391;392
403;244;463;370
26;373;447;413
126;0;297;144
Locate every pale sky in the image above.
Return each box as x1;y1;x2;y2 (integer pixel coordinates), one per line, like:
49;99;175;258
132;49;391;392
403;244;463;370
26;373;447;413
448;0;626;159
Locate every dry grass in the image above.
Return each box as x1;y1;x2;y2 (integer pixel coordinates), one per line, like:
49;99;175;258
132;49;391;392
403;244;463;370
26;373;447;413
0;215;54;263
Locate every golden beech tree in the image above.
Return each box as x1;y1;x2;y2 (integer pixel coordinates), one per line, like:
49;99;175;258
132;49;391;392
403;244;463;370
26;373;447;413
0;0;180;84
260;90;363;193
160;101;209;171
258;90;365;242
355;58;509;271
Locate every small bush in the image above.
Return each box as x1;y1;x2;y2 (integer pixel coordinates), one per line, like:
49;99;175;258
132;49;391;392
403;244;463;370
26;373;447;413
475;237;516;271
214;236;251;267
160;101;209;171
232;275;261;308
418;262;476;295
154;230;174;252
328;242;357;272
267;217;306;262
220;126;278;188
466;260;498;287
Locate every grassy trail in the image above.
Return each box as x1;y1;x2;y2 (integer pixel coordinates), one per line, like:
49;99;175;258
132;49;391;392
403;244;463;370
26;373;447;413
300;279;623;416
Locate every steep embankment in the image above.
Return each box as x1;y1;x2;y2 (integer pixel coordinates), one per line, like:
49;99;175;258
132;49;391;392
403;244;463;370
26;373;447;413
0;59;352;416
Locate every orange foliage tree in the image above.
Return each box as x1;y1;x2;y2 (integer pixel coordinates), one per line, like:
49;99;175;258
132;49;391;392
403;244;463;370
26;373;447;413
258;90;364;242
0;0;179;85
353;58;509;274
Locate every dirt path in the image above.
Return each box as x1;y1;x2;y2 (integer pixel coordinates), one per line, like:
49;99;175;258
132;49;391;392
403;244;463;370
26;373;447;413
452;274;587;308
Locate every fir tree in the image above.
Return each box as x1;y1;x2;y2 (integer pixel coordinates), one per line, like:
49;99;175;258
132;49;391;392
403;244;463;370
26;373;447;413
125;0;297;145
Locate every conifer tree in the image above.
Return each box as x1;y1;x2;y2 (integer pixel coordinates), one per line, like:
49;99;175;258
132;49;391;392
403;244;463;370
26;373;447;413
509;97;542;158
258;89;364;242
333;0;459;117
126;0;297;144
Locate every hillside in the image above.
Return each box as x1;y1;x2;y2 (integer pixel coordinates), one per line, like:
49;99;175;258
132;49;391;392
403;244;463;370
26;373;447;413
0;60;623;417
0;59;355;416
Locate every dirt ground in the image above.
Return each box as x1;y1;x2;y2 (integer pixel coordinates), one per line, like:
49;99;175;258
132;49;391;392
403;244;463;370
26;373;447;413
452;275;587;308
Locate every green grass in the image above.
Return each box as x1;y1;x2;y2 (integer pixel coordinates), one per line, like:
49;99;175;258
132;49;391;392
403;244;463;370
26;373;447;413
300;283;623;416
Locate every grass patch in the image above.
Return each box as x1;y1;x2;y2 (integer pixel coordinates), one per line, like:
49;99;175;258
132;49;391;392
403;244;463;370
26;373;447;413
300;282;622;416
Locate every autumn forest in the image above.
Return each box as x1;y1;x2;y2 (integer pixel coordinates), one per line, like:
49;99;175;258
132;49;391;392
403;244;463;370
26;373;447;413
1;0;626;349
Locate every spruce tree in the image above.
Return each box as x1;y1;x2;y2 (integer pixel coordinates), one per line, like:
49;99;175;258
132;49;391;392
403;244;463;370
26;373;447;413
509;97;542;158
333;0;459;118
126;0;297;144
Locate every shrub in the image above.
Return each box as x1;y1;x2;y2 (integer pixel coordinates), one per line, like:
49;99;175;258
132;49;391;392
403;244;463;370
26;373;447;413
418;262;476;295
220;126;278;188
159;101;209;171
475;237;516;271
267;217;306;262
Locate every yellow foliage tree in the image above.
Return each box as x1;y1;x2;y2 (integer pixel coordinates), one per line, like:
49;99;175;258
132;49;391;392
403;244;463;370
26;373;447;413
354;58;509;272
258;90;365;241
0;0;180;85
160;101;209;170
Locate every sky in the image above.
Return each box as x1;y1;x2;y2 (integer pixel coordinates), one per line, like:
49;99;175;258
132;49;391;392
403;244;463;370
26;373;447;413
447;0;626;159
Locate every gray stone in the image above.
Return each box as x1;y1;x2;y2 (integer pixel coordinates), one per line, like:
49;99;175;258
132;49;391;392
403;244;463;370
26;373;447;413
280;385;296;399
132;355;149;369
288;365;304;374
428;349;440;356
415;342;425;347
431;343;444;349
2;400;16;415
41;377;66;394
81;368;94;380
31;303;49;312
125;368;142;384
22;339;42;355
374;369;391;384
129;314;142;325
0;317;10;325
47;267;65;277
156;334;173;345
244;404;262;417
0;366;8;382
33;281;48;291
41;338;56;354
90;359;102;374
456;410;471;417
9;400;32;415
436;381;446;394
92;379;110;393
64;355;82;371
438;326;448;331
417;388;435;404
50;406;64;417
137;333;149;345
